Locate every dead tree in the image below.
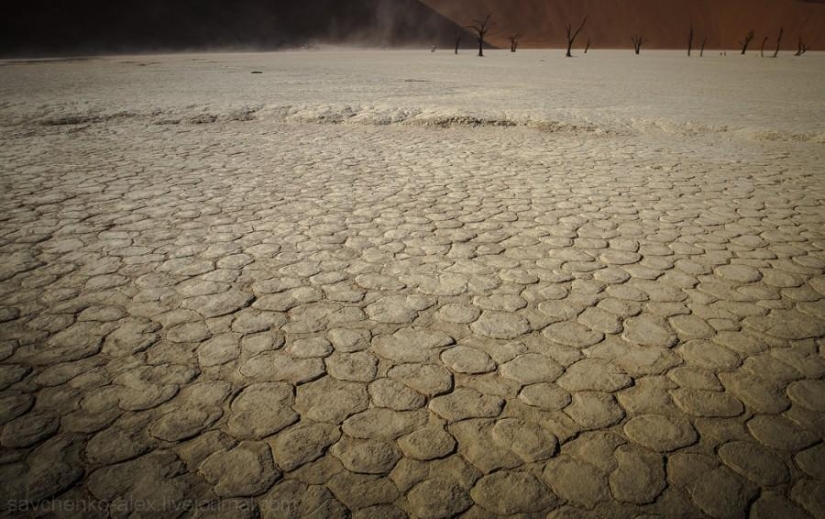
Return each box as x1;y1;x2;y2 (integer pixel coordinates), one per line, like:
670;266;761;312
584;37;592;54
564;16;588;57
795;37;808;56
772;27;784;58
467;13;494;57
454;28;465;54
760;36;769;57
688;23;694;56
700;37;707;57
740;30;754;54
631;35;646;55
509;32;523;52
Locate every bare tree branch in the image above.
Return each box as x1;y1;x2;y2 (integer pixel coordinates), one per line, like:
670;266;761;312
739;30;755;54
631;35;646;55
466;13;494;57
509;32;523;52
795;36;808;56
564;16;588;57
454;27;465;54
688;23;694;56
772;27;784;58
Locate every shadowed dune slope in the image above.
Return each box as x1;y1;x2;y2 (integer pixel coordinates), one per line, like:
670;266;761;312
422;0;825;50
1;0;472;57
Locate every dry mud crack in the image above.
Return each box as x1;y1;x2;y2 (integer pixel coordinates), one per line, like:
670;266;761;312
1;53;825;518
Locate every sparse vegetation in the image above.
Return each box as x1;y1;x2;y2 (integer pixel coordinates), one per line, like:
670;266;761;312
631;35;646;55
564;17;588;57
445;13;804;62
509;32;523;52
795;37;808;56
466;13;494;57
740;30;755;55
688;23;694;56
454;28;465;55
773;27;784;58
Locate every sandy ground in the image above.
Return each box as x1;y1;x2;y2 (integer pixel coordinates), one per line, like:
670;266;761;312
0;49;824;518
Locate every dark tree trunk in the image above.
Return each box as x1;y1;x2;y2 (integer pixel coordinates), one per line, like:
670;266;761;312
509;34;521;53
740;30;754;54
773;27;783;58
466;13;493;58
700;37;707;57
631;36;645;55
564;17;587;57
584;38;591;53
795;38;807;56
688;24;694;56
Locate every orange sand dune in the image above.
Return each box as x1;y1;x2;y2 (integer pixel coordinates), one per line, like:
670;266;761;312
421;0;825;50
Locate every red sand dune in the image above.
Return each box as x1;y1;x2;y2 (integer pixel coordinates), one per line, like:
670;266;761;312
421;0;825;50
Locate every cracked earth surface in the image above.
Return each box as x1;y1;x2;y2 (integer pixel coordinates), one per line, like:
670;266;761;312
1;54;825;519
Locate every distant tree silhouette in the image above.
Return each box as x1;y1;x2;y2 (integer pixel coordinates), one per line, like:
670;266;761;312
700;37;707;57
688;23;694;56
795;37;808;56
773;27;784;58
509;32;523;52
740;30;755;54
466;13;493;57
631;35;646;55
454;27;465;54
564;16;588;57
760;36;769;57
584;37;591;54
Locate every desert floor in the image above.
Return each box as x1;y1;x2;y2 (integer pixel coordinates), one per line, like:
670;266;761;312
0;49;824;518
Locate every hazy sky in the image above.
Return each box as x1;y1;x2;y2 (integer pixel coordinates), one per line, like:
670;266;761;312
1;0;464;57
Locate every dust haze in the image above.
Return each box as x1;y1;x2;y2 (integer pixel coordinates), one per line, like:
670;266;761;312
1;0;465;58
